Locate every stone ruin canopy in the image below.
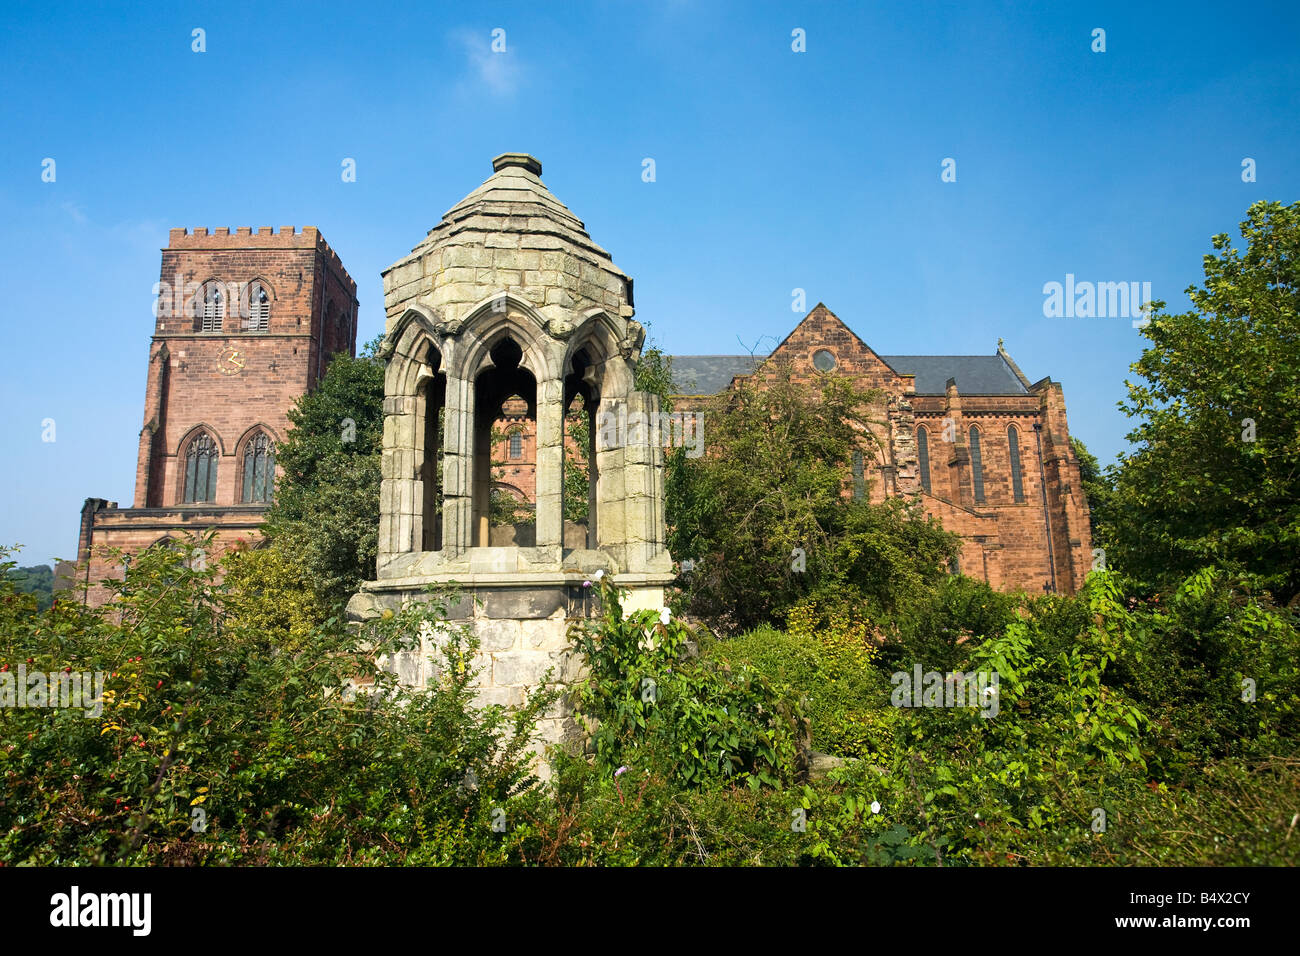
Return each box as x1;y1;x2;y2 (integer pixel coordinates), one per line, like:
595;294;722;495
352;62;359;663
346;155;675;747
364;151;674;590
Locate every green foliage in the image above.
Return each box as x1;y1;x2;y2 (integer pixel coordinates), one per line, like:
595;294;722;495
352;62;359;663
633;341;675;408
562;404;590;525
5;562;54;611
568;574;803;790
1070;436;1112;544
0;538;552;865
706;625;894;761
1107;200;1300;604
262;339;385;609
885;574;1020;673
667;366;958;631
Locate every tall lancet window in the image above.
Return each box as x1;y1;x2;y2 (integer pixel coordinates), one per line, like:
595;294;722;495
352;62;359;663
916;426;932;493
242;432;275;503
1008;425;1025;503
183;433;219;503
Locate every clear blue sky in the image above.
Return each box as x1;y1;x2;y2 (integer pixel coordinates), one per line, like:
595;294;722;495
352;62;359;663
2;1;1297;566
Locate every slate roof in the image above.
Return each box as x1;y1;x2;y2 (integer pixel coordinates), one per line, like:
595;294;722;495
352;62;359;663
880;355;1029;395
667;353;1030;396
666;355;763;396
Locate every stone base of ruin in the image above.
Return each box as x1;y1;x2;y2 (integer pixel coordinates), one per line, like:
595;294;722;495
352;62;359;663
346;568;669;779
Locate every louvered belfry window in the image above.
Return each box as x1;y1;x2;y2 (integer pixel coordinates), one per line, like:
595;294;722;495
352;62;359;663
246;284;270;332
200;285;224;333
183;434;219;503
242;432;275;502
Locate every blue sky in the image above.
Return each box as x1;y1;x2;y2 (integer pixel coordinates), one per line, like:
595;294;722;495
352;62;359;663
2;1;1298;566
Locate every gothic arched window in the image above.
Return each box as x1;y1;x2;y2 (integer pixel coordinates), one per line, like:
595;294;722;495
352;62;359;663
198;283;224;333
1008;425;1025;503
242;432;275;503
969;426;986;504
245;282;270;332
851;448;865;500
183;433;219;503
916;425;932;493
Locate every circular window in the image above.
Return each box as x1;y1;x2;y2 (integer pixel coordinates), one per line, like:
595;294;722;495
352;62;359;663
812;349;837;372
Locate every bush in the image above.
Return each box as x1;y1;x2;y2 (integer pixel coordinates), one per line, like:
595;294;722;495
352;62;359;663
0;539;552;865
568;574;804;790
706;625;895;761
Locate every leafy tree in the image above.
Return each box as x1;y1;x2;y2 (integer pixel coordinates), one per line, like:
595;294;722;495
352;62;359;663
6;562;53;611
633;341;675;407
667;365;958;631
1108;201;1300;604
262;337;385;609
1070;437;1112;545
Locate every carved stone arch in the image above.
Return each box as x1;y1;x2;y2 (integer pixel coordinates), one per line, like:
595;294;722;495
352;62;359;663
563;309;635;398
234;422;281;452
175;422;226;457
455;292;557;384
378;306;449;557
386;307;445;398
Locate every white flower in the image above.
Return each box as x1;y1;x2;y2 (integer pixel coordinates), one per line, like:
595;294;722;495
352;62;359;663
659;607;671;626
593;569;605;581
870;801;881;814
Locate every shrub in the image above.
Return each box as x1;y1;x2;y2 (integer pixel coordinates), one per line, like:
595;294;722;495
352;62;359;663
0;538;552;865
568;574;804;790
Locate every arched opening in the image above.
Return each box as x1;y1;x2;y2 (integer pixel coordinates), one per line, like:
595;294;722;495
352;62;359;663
562;347;599;550
419;345;446;551
486;394;536;545
473;337;536;546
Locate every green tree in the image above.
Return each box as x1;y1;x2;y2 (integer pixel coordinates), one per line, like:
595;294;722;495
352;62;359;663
1109;200;1300;603
6;562;53;611
1070;436;1112;545
667;366;958;631
262;337;385;610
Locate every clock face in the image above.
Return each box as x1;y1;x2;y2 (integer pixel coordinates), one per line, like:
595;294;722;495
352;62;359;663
217;347;245;375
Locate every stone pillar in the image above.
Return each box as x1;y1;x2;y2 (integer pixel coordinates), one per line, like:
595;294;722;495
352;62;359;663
442;374;474;555
380;392;418;557
623;390;660;572
595;399;627;564
535;377;564;548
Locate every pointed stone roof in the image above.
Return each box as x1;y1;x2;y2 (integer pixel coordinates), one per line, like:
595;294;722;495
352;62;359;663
410;152;625;278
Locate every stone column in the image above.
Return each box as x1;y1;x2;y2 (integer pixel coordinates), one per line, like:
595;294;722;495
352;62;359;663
442;374;474;556
380;392;418;559
622;391;658;572
535;377;564;548
595;399;627;565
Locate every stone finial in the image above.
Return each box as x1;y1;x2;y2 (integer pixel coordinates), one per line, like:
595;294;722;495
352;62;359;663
492;152;542;176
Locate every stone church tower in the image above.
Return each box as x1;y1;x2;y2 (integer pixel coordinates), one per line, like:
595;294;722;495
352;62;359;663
74;226;358;607
347;153;676;748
